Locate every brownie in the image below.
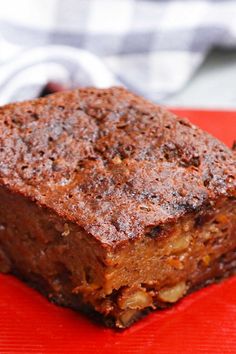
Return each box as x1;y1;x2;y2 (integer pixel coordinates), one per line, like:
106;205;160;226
0;87;235;328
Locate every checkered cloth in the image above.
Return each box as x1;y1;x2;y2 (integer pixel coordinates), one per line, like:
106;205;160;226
0;0;236;105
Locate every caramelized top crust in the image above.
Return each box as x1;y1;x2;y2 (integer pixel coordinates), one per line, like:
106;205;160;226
0;87;235;247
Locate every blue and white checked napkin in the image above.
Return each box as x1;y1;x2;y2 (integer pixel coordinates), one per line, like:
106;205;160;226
0;0;236;105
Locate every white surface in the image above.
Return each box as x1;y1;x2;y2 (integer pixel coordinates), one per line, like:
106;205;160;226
163;50;236;109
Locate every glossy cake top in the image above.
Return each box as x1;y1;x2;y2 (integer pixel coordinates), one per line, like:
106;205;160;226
0;87;235;246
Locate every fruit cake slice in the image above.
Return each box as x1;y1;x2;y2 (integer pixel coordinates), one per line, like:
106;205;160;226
0;87;235;328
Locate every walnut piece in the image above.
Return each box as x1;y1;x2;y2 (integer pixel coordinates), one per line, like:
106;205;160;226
119;309;137;327
118;288;152;310
158;281;188;303
167;236;191;254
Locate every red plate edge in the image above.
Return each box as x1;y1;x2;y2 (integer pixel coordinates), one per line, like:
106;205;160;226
170;107;236;148
0;109;235;354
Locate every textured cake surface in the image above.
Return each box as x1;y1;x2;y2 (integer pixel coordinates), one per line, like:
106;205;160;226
0;87;235;247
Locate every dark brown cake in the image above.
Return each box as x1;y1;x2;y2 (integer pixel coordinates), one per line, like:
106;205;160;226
0;87;235;328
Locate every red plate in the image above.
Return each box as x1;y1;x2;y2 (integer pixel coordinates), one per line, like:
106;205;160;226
0;109;235;354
